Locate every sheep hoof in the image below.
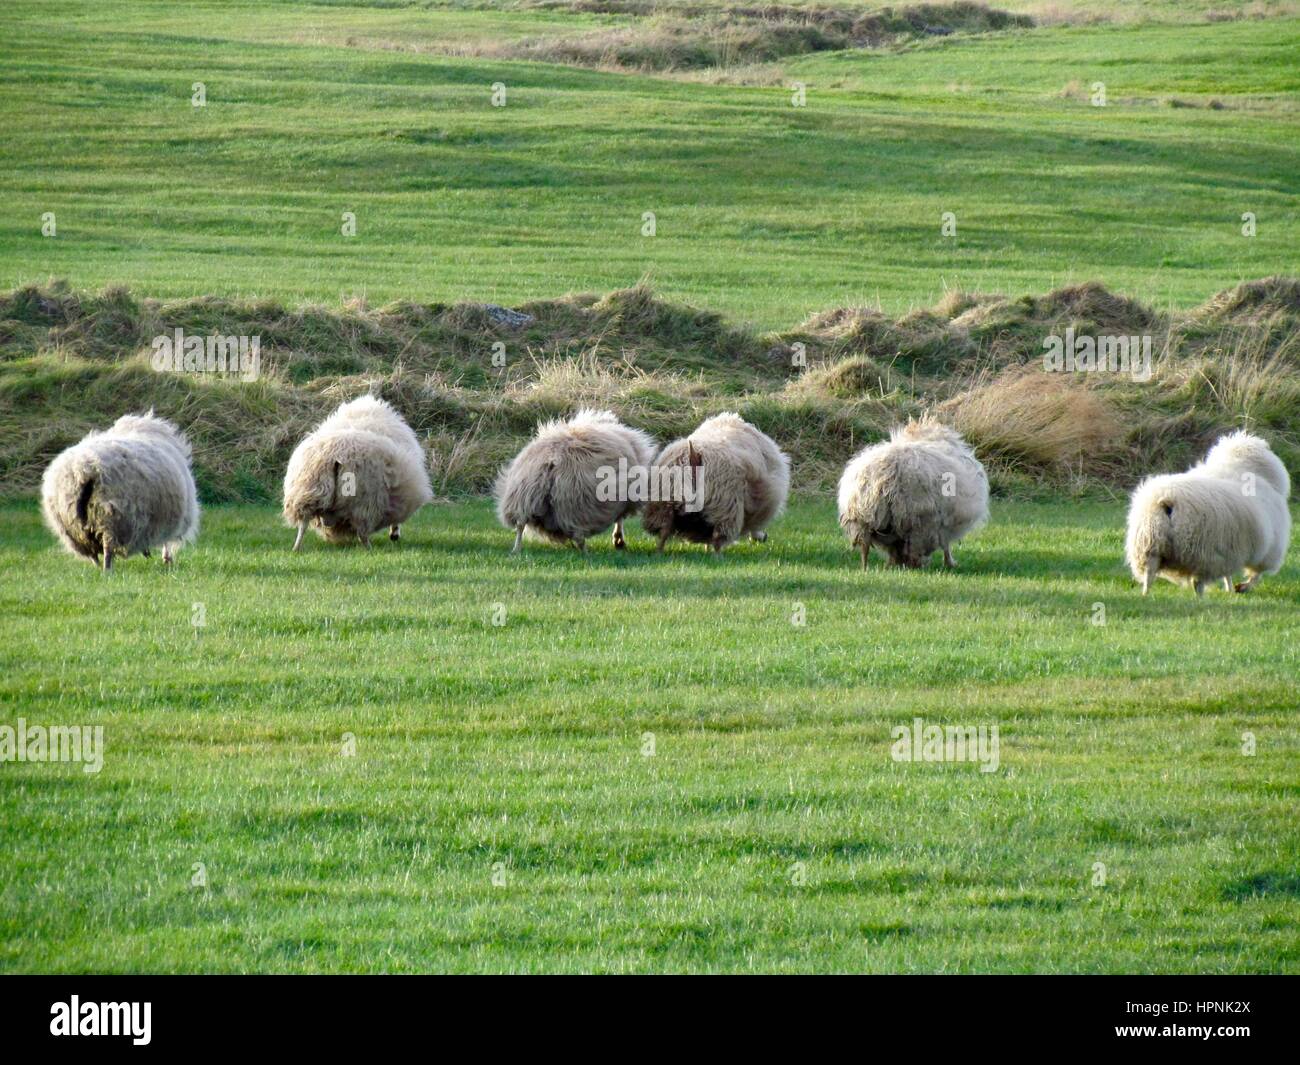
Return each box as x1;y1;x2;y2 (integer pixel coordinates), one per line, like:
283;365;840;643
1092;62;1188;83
390;525;401;542
162;547;174;566
750;531;767;543
1233;582;1251;594
613;533;626;550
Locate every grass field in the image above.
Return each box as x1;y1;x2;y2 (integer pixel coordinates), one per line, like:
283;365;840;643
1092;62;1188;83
1;2;1297;325
1;500;1298;972
2;0;1299;975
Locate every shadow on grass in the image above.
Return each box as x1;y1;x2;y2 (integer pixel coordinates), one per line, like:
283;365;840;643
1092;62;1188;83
1221;871;1300;903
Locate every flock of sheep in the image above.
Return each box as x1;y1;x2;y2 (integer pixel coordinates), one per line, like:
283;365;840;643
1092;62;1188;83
40;395;1292;596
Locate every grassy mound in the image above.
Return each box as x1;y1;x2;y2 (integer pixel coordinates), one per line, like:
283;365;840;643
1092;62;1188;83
2;277;1297;503
418;3;1036;73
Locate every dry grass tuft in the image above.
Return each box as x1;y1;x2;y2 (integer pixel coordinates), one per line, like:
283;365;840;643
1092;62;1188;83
1190;275;1300;325
406;3;1036;74
942;367;1125;471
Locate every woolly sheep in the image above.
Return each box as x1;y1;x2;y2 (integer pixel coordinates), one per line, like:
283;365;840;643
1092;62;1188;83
1125;430;1291;596
641;412;790;554
837;416;989;569
495;409;656;553
283;395;432;549
41;411;199;572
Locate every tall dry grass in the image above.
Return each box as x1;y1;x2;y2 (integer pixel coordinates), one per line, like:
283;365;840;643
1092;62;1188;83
941;367;1125;472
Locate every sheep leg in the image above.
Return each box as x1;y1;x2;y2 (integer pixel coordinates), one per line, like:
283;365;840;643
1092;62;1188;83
1193;579;1205;598
100;540;113;574
292;521;307;552
943;545;956;569
1140;550;1159;596
1222;576;1234;594
510;524;525;554
859;541;869;570
613;519;626;550
656;530;670;553
390;524;401;542
750;530;767;543
574;538;587;554
162;544;174;566
358;533;372;549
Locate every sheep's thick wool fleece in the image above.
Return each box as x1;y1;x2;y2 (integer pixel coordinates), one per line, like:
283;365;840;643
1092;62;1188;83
41;412;200;563
495;409;656;544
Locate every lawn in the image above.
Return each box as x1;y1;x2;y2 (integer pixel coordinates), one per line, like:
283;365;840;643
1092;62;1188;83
1;499;1297;973
1;0;1297;975
0;2;1296;327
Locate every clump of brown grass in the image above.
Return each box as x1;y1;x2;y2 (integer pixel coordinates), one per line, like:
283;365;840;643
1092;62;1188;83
942;367;1125;471
510;347;654;406
934;289;1001;320
1190;275;1300;325
392;3;1035;74
789;355;905;400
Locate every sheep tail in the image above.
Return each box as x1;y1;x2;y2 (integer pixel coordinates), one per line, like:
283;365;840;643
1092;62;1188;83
1126;493;1173;586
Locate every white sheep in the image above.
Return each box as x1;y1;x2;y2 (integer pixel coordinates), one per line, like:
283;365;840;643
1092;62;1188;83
641;412;790;553
837;416;989;569
41;411;200;571
495;409;656;552
1126;430;1291;596
283;395;432;549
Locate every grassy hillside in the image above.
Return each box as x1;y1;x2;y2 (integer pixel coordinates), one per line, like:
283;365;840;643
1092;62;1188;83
1;2;1296;325
2;499;1297;973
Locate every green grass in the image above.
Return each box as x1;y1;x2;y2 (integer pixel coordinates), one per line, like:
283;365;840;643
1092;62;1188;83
2;0;1298;974
1;499;1297;973
0;2;1296;326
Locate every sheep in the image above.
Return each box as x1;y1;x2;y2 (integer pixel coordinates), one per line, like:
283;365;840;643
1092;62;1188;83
1125;430;1291;596
41;411;199;572
640;412;790;554
837;416;988;570
283;395;432;549
495;409;656;553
